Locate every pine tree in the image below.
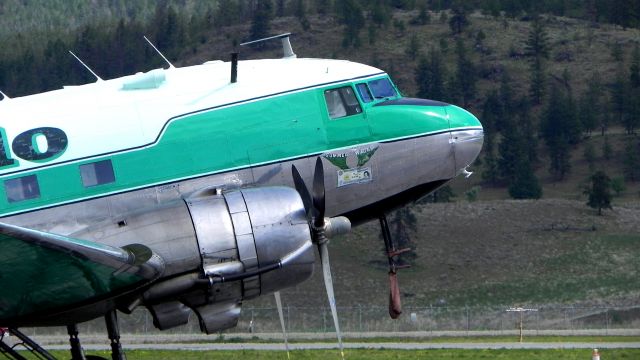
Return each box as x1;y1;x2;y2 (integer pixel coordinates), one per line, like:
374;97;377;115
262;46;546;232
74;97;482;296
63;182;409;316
579;72;603;135
603;135;613;160
338;0;365;48
370;0;390;28
631;45;640;88
454;38;476;107
584;170;612;215
498;117;521;183
216;0;241;27
508;154;542;199
388;206;418;266
541;86;577;180
525;17;550;58
518;97;539;165
611;66;631;132
623;139;640;181
480;90;502;185
498;109;542;198
481;133;500;185
405;33;421;58
526;17;549;105
481;90;502;135
498;70;514;131
583;141;597;172
294;0;310;30
628;87;640;134
611;42;624;62
449;2;470;34
42;38;70;90
412;2;430;25
163;7;187;59
250;0;273;46
415;47;446;100
529;55;546;105
276;0;285;17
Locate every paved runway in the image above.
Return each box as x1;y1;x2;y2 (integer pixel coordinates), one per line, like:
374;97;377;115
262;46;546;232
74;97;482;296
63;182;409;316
40;342;640;351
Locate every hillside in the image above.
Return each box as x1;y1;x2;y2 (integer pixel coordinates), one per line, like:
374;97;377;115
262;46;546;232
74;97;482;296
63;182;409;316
176;10;640;202
2;4;640;310
271;198;640;309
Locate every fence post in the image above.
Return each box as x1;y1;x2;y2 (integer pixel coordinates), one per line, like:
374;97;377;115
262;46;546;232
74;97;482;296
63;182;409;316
466;306;470;335
323;307;327;333
358;305;362;332
287;306;290;332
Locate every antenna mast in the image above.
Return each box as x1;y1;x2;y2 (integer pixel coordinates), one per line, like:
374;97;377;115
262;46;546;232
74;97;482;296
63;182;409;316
69;51;103;82
143;35;175;69
240;33;297;59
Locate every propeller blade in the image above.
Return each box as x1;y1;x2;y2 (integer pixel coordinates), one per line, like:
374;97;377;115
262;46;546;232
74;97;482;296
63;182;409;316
274;291;290;359
319;242;344;360
312;157;325;227
388;272;402;319
292;164;313;216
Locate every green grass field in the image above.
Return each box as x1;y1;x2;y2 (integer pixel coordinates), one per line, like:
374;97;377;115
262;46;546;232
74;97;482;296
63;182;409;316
213;336;640;343
43;349;640;359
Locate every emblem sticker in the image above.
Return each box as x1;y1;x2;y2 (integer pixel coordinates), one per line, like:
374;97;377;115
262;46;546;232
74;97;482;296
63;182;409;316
324;145;378;187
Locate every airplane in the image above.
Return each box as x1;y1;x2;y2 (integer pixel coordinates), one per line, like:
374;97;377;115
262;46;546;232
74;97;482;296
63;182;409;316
0;33;483;359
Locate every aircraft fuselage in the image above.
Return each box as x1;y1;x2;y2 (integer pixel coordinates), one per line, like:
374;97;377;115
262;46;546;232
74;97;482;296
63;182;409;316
0;57;483;327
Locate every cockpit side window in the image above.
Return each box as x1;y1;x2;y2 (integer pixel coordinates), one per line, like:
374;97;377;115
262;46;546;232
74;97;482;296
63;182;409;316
368;78;397;99
324;86;362;119
356;83;373;103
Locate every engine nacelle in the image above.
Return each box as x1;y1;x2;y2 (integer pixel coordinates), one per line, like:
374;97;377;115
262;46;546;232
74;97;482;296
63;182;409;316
145;186;315;334
72;186;314;333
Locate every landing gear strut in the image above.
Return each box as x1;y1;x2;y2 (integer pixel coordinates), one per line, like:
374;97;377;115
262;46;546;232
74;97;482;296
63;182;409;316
105;311;125;360
0;327;55;360
68;311;125;360
0;311;126;360
68;324;86;360
379;214;411;319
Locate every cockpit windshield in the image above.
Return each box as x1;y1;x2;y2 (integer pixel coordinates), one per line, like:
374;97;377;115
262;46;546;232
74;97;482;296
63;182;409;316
368;78;396;98
355;77;398;104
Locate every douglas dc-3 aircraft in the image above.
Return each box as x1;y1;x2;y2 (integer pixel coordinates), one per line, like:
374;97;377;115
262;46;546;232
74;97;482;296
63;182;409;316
0;34;482;359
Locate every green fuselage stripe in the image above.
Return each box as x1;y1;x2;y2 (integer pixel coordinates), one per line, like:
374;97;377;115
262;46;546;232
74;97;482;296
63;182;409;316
0;79;479;217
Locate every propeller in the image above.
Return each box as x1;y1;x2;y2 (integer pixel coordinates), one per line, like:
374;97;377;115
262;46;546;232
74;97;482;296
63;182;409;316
292;157;350;360
274;291;290;359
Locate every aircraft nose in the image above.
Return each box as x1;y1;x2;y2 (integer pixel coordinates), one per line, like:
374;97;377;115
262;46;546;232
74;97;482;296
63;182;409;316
445;105;484;175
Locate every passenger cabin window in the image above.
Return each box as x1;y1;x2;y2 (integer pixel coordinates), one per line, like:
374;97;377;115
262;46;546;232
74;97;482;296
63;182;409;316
324;86;362;119
356;83;373;103
80;160;115;187
369;78;397;99
5;175;40;203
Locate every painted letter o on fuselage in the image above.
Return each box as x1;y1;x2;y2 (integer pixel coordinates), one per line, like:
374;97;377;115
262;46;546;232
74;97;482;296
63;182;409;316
12;127;68;162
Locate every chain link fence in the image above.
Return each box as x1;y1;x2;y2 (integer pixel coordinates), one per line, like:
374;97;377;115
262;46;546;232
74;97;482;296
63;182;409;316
23;305;640;337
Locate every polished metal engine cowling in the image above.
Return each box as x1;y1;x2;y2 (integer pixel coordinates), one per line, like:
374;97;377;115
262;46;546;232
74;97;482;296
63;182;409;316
183;186;315;334
67;185;314;333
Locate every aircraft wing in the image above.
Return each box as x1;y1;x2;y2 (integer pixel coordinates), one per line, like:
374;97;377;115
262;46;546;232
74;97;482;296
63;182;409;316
0;222;164;322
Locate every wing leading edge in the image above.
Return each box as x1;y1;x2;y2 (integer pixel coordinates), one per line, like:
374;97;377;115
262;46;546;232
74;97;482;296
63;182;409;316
0;222;164;323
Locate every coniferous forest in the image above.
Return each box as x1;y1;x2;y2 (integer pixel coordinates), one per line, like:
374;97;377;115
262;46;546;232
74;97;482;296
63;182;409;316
2;0;640;205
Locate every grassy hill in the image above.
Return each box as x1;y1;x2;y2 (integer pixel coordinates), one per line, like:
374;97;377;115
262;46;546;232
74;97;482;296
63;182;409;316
3;5;640;309
173;11;640;308
262;198;640;310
